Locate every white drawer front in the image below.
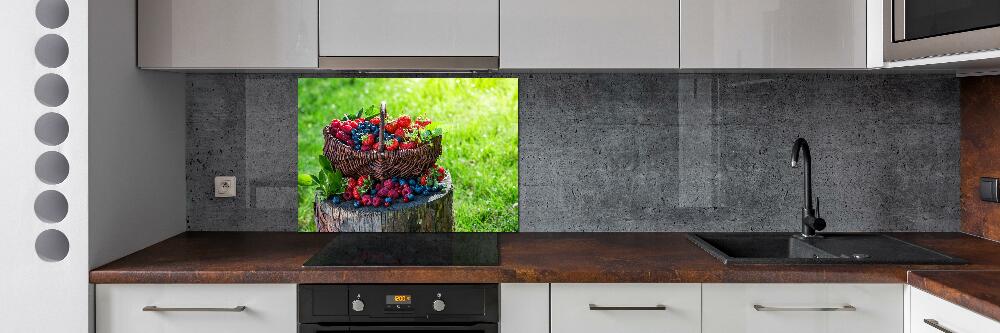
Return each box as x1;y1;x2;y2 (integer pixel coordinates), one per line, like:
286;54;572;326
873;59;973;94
96;284;296;333
703;283;903;333
551;283;701;333
910;287;1000;333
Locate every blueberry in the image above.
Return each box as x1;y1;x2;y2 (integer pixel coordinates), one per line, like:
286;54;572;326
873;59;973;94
384;197;392;203
369;188;377;195
406;194;415;200
353;201;361;208
408;179;416;186
398;180;406;186
332;197;341;204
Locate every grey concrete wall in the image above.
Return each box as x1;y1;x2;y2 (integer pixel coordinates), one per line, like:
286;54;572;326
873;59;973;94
186;73;960;232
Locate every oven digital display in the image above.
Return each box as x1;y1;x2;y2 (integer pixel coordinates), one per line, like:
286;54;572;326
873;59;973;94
386;295;412;304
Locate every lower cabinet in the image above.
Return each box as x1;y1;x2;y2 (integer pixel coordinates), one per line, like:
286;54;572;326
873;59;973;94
500;283;549;333
551;283;702;333
702;284;903;333
96;284;297;333
910;286;1000;333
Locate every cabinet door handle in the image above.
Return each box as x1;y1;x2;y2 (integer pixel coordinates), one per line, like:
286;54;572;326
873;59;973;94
589;304;667;311
753;304;856;312
142;306;247;312
923;319;955;333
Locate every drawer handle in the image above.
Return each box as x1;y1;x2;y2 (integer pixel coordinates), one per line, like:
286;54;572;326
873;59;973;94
142;306;247;312
923;319;955;333
753;304;856;312
589;304;667;311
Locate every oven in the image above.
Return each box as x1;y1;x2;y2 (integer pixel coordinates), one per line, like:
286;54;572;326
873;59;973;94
298;284;498;333
884;0;1000;61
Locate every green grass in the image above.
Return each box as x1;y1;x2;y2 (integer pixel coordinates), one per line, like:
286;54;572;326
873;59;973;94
297;78;519;232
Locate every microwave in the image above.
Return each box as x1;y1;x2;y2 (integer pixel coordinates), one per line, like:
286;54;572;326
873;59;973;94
884;0;1000;62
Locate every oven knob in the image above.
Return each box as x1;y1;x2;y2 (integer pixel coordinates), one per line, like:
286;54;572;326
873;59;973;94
351;299;365;312
432;299;446;312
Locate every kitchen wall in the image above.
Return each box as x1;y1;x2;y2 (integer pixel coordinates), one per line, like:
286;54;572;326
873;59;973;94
186;73;960;232
960;76;1000;242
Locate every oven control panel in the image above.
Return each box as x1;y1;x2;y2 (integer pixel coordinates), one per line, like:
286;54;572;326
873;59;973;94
298;284;497;323
385;294;414;312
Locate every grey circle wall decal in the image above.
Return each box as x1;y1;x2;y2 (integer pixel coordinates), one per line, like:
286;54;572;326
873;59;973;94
35;34;69;68
35;229;69;262
34;190;68;223
35;113;69;146
35;151;69;185
34;73;69;107
35;0;69;29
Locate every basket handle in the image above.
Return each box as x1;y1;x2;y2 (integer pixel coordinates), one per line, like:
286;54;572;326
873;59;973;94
378;101;387;154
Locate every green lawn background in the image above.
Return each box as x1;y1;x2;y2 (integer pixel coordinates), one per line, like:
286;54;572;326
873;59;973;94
297;78;519;232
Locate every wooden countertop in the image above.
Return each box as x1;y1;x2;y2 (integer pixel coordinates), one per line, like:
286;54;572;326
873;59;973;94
908;270;1000;322
89;232;1000;321
91;232;1000;284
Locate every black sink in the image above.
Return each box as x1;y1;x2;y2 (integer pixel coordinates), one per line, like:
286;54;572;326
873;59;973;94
687;233;966;265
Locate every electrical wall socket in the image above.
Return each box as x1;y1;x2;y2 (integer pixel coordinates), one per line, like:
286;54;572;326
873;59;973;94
215;176;236;198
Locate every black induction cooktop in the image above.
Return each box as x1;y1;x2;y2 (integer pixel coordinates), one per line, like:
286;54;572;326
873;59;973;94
303;233;500;266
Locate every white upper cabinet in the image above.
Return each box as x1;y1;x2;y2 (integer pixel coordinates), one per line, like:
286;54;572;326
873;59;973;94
680;0;872;69
138;0;318;69
319;0;500;57
500;0;680;69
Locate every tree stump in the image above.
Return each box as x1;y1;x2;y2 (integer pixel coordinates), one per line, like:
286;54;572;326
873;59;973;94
314;172;454;232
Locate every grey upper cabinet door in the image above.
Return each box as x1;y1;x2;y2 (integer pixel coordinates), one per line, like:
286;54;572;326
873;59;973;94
138;0;318;69
319;0;500;57
501;0;680;69
681;0;868;69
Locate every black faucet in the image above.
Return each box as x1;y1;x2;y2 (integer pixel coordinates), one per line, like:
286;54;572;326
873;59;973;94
791;138;826;238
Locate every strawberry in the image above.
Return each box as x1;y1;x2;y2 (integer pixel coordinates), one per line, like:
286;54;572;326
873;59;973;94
397;115;412;128
420;176;427;186
385;123;396;133
401;142;416;149
394;128;406;137
371;118;380;125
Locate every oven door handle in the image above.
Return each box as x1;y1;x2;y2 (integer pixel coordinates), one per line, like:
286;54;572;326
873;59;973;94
348;323;497;332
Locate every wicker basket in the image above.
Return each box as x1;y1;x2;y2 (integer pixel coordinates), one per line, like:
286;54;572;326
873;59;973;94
322;102;442;179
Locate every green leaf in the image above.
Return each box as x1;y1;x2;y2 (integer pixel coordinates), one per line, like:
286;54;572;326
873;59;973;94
318;155;334;172
298;174;315;186
328;169;344;194
362;105;379;119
